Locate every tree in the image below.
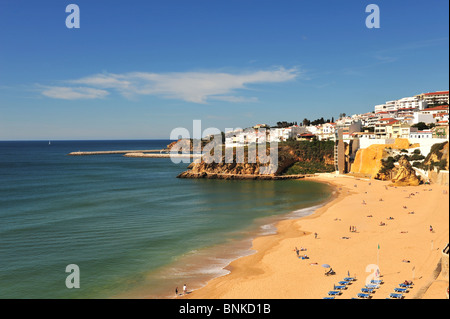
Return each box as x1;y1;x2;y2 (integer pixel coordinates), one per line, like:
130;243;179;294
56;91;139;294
302;118;310;126
411;122;429;131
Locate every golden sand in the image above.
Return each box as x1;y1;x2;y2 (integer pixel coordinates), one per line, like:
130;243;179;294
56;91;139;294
183;174;449;299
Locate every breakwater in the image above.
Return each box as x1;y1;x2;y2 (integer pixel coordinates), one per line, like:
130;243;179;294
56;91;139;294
67;149;167;156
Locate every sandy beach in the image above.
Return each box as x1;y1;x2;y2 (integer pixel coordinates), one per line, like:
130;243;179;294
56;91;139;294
182;174;449;299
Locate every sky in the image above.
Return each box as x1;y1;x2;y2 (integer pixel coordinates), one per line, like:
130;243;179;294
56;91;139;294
0;0;448;140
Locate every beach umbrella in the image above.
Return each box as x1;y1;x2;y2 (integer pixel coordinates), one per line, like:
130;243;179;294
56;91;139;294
322;264;331;268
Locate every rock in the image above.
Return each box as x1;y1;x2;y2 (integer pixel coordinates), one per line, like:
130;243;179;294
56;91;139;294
350;138;419;178
390;156;421;186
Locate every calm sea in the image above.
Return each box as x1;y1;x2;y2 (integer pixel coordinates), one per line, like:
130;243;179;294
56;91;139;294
0;140;333;299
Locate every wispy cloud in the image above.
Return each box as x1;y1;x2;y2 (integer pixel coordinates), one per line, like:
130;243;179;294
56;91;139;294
40;67;299;103
41;86;109;100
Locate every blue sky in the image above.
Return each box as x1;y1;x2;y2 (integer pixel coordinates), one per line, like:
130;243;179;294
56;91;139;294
0;0;448;140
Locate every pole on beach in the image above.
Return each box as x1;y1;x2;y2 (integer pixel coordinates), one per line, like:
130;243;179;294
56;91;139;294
377;244;380;266
377;243;380;277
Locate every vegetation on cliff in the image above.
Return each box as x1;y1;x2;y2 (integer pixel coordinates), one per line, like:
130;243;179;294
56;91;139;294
280;140;335;175
421;141;449;172
176;140;336;178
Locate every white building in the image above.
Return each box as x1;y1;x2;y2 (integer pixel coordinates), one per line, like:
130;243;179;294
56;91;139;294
416;91;449;106
409;130;433;139
269;126;305;142
413;112;435;125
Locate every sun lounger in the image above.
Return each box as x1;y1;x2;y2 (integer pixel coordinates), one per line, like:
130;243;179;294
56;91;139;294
389;293;403;299
338;281;349;285
334;285;346;290
323;297;335;299
365;284;380;289
357;293;370;299
371;280;383;284
361;288;374;294
399;283;413;288
344;277;356;281
328;291;341;296
394;288;407;293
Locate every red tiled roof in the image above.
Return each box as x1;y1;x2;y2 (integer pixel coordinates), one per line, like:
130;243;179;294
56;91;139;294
424;91;449;96
423;105;449;111
386;120;400;125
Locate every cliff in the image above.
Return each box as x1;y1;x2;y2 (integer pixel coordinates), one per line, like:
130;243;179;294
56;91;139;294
177;140;335;179
390;156;421;186
423;141;449;171
350;138;417;178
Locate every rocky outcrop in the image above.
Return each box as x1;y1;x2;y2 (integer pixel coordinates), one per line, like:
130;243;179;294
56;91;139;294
423;141;449;171
390;156;421;186
176;142;334;179
177;146;297;179
350;138;418;178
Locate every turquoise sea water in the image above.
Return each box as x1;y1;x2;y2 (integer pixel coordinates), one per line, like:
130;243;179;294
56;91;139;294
0;140;333;299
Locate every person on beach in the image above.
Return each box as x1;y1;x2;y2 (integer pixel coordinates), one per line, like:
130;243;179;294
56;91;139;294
430;225;433;232
183;284;187;294
295;247;299;256
175;287;178;296
314;232;318;239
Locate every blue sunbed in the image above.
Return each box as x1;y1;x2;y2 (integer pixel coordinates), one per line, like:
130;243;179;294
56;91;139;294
389;293;403;299
338;281;349;285
323;297;335;299
371;279;383;284
357;293;370;299
344;277;356;281
328;291;341;296
399;283;413;288
365;284;380;289
334;285;346;290
394;287;407;293
361;288;374;294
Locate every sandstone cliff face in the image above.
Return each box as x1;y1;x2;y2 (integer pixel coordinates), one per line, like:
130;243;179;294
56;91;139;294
177;146;297;179
350;138;417;178
176;139;338;179
423;141;449;171
390;156;421;186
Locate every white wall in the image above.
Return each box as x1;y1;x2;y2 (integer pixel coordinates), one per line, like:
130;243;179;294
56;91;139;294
413;113;435;124
358;137;448;157
408;138;448;156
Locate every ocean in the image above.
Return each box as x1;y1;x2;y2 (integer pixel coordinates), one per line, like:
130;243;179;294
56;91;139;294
0;140;333;299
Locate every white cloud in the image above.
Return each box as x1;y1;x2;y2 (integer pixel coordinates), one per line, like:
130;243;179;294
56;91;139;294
41;86;109;100
41;67;299;103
